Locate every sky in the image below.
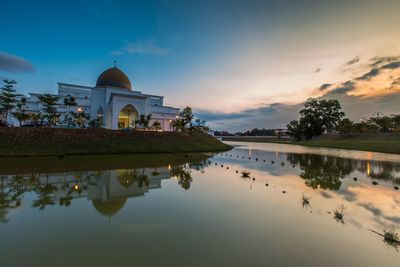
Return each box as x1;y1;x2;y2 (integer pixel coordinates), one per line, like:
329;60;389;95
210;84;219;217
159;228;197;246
1;0;400;131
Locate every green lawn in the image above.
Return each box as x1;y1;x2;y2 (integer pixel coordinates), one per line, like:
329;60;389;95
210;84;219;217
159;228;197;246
0;128;231;157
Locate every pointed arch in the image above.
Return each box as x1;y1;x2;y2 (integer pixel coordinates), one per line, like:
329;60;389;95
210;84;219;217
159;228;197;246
118;104;139;129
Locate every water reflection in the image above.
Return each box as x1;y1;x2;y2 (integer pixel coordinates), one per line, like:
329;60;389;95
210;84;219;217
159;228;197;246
0;157;213;223
286;152;400;190
2;145;400;267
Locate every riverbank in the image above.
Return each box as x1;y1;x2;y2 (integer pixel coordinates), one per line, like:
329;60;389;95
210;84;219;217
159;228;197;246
222;133;400;154
0;128;231;157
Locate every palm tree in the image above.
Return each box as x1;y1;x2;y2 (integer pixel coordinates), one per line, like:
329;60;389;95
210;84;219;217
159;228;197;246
131;119;140;130
29;112;42;127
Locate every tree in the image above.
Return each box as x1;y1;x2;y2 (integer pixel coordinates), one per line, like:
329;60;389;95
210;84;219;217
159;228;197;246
287;120;304;141
132;114;152;130
71;111;91;128
63;96;77;126
12;97;30;126
181;107;193;126
131;118;141;130
0;80;17;123
287;99;345;140
38;94;60;126
29;112;42;127
152;120;162;131
337;118;354;134
172;107;194;132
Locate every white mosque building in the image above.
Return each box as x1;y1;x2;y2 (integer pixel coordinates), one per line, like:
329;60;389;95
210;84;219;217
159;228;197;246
9;66;180;130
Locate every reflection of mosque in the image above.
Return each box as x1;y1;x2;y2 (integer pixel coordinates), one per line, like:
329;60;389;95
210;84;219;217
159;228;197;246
1;167;172;219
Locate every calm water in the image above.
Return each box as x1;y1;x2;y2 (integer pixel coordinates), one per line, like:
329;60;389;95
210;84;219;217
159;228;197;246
1;142;400;267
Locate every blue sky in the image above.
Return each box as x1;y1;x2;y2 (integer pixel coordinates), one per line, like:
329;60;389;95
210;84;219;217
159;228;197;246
1;0;400;131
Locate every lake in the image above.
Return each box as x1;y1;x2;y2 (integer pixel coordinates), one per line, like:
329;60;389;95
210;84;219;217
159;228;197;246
1;141;399;267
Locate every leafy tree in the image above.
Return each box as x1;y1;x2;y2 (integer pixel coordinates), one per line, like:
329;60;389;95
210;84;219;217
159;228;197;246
337;118;354;134
172;107;194;132
38;94;60;126
71;111;91;128
369;115;394;133
287;99;345;140
0;79;17;123
63;96;77;125
287;120;304;141
181;107;193;126
152;120;162;131
12;97;30;126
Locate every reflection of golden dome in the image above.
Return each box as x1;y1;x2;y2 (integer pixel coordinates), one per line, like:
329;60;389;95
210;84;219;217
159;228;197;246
96;67;132;90
92;198;127;217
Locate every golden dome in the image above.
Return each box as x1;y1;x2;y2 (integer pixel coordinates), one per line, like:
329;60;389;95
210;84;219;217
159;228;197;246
92;198;127;217
96;67;132;90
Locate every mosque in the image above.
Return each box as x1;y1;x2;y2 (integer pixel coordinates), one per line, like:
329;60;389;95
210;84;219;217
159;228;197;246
10;65;180;130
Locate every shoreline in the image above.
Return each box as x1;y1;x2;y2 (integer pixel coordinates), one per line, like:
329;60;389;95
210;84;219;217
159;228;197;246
221;134;400;155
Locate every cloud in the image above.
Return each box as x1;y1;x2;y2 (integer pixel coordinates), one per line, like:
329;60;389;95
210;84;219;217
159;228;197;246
346;56;360;66
391;77;400;89
369;56;400;68
0;51;35;73
356;68;380;80
111;40;173;56
195;102;303;131
329;81;355;94
319;83;332;91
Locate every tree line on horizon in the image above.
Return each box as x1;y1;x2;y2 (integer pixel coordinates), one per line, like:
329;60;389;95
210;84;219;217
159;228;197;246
214;128;278;137
287;99;400;141
215;98;400;140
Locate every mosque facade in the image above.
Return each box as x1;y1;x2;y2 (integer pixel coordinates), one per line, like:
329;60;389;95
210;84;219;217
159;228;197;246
8;66;180;130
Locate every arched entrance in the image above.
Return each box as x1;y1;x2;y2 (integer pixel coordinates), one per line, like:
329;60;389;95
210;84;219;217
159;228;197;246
118;104;138;129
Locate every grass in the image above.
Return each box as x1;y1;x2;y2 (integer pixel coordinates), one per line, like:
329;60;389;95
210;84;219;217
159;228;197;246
0;128;232;157
223;133;400;154
334;204;345;222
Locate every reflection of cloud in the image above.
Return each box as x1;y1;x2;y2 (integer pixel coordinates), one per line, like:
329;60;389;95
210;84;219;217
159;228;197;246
320;191;333;199
0;51;35;73
345;185;400;226
111;40;174;56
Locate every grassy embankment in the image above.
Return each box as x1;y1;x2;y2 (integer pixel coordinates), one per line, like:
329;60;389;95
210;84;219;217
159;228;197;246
0;128;231;157
222;133;400;154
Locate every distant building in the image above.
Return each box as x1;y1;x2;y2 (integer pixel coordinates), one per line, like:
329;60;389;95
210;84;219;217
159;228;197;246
7;66;180;130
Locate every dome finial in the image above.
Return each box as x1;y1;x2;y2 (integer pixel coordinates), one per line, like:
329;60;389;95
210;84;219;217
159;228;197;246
113;60;117;68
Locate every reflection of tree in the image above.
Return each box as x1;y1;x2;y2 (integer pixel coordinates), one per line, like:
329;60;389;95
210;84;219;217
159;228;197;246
32;182;58;210
117;169;149;188
359;161;400;185
287;153;354;190
0;177;21;223
170;165;192;190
